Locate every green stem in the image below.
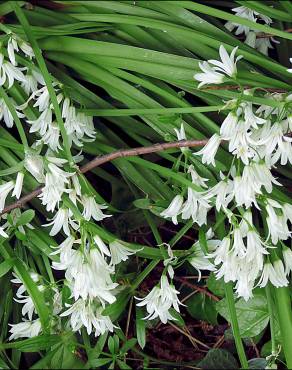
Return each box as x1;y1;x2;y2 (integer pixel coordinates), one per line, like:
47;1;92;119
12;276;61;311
224;282;248;369
274;287;292;368
12;2;74;165
265;284;276;355
80;105;224;116
0;87;28;148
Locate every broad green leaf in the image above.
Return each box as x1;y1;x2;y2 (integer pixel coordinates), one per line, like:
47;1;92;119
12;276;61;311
186;293;217;325
15;210;35;227
217;293;269;338
198;349;239;370
248;358;268;369
207;273;225;298
0;258;15;278
1;335;62;352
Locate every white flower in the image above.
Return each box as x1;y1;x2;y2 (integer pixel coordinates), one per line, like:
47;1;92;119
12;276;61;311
160;195;184;225
194;61;225;88
0;181;14;212
28;108;52;136
0;226;8;238
61;299;115;336
51;235;76;265
0;98;24;128
21;70;44;95
9;319;41;341
38;122;61;151
283;247;292;275
220;111;238;139
258;260;289;288
109;240;138;265
136;275;182;324
233;175;258;208
24;153;45;183
207;178;234;211
54;248;117;306
93;234;111;257
81;196;111;221
266;199;290;245
7;35;34;66
288;58;292;73
39;173;68;212
181;187;211;226
174;123;186;141
225;6;256;35
11;172;24;200
44;207;77;236
188;242;216;281
194;134;221;166
0;55;26;88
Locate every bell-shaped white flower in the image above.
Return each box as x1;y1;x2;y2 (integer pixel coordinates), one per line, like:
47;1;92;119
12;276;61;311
194;134;221;166
12;172;24;199
109;240;138;265
258;260;289;288
81;196;111;222
9;319;41;341
44;207;77;236
24;153;45;183
0;181;14;212
160;195;184;225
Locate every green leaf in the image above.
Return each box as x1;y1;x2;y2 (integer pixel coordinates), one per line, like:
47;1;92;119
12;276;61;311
0;258;15;278
116;359;132;369
120;338;137;355
0;162;23;176
133;198;151;209
217;293;269;338
1;335;62;352
198;349;239;369
89;358;112;367
248;358;268;369
186;293;217;325
207;273;225;298
15;210;35;227
136;306;146;349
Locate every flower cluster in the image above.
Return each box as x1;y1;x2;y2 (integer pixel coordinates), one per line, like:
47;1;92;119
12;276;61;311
225;5;278;55
159;45;292;301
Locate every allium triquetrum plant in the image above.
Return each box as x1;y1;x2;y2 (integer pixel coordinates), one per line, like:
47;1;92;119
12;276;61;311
0;1;291;368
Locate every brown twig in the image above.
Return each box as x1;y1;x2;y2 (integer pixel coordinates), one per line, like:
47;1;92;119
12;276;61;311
174;276;220;302
0;139;208;217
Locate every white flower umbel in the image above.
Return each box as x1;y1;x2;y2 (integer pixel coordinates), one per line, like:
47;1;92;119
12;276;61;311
136;275;182;324
258;260;289;288
194;134;221;166
225;6;256;35
11;172;24;199
61;299;115;336
160;194;184;225
9;319;41;341
0;181;14;212
81;196;112;222
194;46;242;88
109;240;138;265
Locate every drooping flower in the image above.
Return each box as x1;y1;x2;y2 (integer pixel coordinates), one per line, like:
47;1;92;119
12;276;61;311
109;240;138;265
44;207;77;236
0;181;14;212
160;195;184;225
9;319;41;340
81;196;111;222
194;134;221;166
258;260;289;288
136;275;182;324
60;299;115;337
12;172;24;199
24;153;45;183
